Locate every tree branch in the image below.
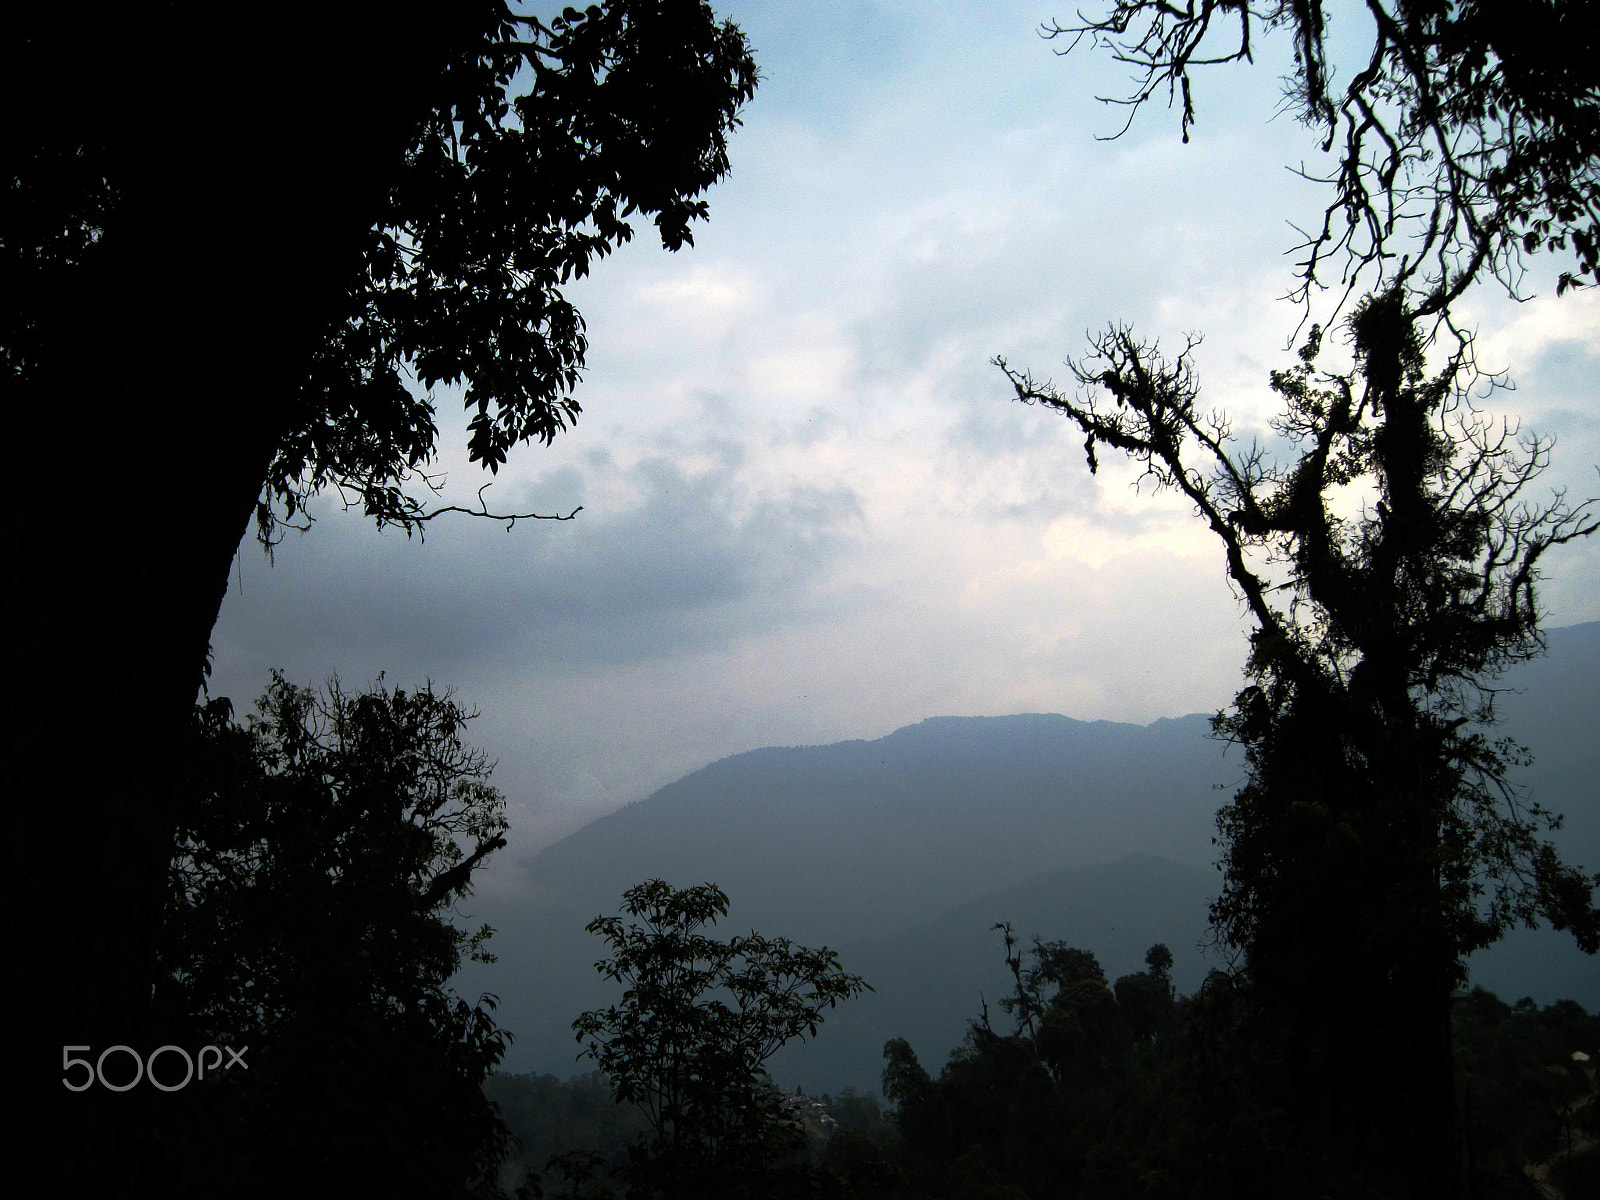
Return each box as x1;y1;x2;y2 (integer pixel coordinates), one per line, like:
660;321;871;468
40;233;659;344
417;482;583;531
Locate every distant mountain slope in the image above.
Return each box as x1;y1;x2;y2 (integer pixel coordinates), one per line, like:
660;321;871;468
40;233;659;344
1495;621;1600;775
463;623;1599;1087
512;712;1230;946
766;854;1221;1095
466;711;1231;1077
1460;621;1600;1006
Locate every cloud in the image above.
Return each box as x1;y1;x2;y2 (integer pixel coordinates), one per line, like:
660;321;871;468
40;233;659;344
214;437;865;682
208;2;1600;860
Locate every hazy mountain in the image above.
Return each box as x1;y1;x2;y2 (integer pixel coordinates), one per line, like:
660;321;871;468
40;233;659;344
462;622;1599;1091
1454;621;1600;1009
499;711;1232;945
463;713;1233;1080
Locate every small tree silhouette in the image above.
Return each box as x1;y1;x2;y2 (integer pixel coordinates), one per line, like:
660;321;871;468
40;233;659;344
572;881;869;1199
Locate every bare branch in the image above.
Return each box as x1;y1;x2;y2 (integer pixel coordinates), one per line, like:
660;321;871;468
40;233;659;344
417;482;583;531
1052;1;1600;325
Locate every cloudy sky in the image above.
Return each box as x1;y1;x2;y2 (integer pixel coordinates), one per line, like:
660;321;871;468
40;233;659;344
208;3;1600;881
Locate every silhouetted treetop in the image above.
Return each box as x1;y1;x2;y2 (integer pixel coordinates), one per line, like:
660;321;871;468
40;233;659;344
573;880;870;1198
1050;1;1600;315
158;673;514;1199
4;1;760;543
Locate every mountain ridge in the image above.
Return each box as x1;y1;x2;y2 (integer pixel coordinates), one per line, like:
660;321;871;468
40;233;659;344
463;622;1599;1089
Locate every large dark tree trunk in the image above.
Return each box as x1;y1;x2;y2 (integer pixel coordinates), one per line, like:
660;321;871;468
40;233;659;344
2;7;501;1193
1238;733;1460;1198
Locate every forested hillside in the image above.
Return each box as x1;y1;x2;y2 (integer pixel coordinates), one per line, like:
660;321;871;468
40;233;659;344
461;623;1599;1091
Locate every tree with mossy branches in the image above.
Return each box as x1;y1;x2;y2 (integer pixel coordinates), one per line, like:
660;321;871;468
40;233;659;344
1004;7;1600;1192
997;290;1599;1195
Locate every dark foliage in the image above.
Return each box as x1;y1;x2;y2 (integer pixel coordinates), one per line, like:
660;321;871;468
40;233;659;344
1006;8;1600;1192
3;1;760;542
3;8;757;1193
151;675;514;1199
881;938;1188;1199
254;2;760;539
1453;988;1600;1197
876;928;1599;1200
485;1072;653;1192
819;1086;895;1137
564;881;871;1200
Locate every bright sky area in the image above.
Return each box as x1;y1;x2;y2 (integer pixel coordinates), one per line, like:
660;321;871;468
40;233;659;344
208;2;1600;884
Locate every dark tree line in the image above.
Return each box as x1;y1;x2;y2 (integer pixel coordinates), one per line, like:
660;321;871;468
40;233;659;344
483;926;1598;1200
881;939;1183;1199
865;939;1600;1200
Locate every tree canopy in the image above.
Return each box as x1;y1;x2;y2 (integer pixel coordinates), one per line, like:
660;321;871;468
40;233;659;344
875;935;1600;1199
882;938;1183;1200
140;674;515;1199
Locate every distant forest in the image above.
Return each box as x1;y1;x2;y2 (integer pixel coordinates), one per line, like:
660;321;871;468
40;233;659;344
487;968;1600;1200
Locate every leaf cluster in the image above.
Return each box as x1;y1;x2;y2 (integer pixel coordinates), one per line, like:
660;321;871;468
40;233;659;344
263;1;760;541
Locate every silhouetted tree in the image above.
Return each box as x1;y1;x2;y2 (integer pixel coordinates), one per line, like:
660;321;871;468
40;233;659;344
1006;940;1133;1091
1051;0;1600;314
4;5;756;1192
997;292;1600;1195
151;674;514;1199
571;881;870;1200
1011;8;1600;1192
883;1028;1068;1200
1452;987;1600;1197
485;1070;653;1191
882;937;1186;1200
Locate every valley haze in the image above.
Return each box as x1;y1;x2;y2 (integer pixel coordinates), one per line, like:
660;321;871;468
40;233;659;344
459;623;1600;1096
